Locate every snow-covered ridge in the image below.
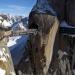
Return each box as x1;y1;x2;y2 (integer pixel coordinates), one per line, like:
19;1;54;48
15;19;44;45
0;14;26;28
0;14;13;27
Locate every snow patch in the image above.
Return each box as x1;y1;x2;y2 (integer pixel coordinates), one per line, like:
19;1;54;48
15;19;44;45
60;21;75;28
2;20;12;27
0;50;4;56
0;68;6;75
19;22;27;31
0;16;3;20
7;36;21;47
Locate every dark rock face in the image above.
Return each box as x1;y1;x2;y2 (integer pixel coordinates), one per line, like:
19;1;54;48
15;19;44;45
66;0;75;26
48;50;72;75
28;12;59;75
48;0;65;20
10;1;75;75
48;0;75;26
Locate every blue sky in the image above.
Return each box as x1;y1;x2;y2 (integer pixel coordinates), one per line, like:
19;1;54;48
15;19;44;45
0;0;36;16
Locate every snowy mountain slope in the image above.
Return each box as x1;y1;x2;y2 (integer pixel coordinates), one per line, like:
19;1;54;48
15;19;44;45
0;14;29;65
7;35;29;65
